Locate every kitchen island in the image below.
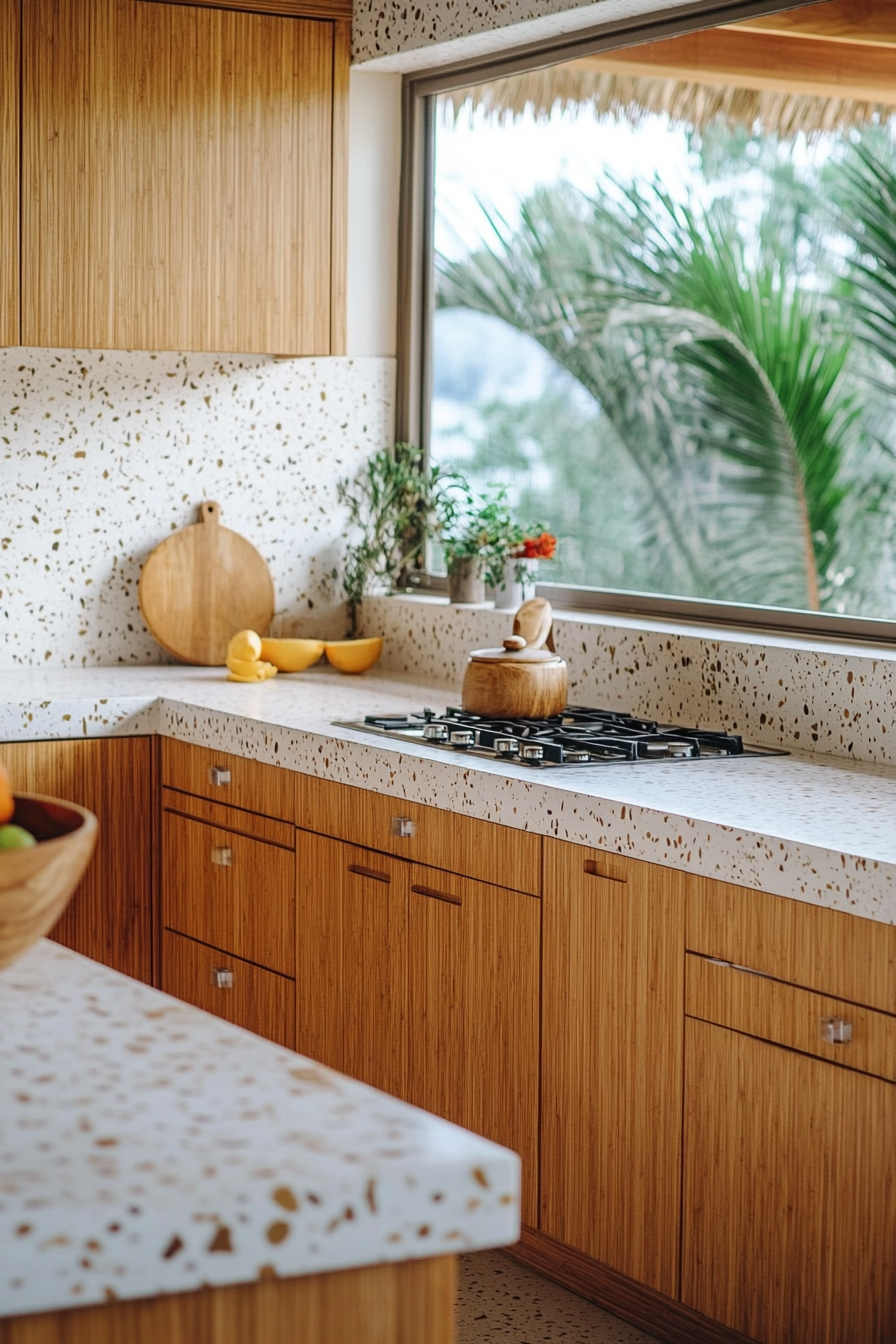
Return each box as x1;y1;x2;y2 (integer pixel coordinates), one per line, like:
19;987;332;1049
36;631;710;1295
0;940;519;1342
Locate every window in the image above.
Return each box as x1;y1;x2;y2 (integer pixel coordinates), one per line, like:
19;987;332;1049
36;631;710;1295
404;2;896;637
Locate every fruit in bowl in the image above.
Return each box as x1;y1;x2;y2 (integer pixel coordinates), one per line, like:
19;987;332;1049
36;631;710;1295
324;636;384;675
0;762;98;973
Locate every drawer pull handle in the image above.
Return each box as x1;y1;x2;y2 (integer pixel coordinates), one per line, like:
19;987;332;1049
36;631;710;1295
348;863;391;884
412;883;462;907
391;817;416;838
211;846;233;867
209;766;231;787
212;968;233;989
583;859;627;884
820;1016;852;1044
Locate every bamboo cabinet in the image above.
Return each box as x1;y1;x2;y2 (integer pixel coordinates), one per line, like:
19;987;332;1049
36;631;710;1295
1;737;154;983
406;864;540;1225
682;1015;896;1344
540;840;687;1297
19;0;346;354
0;0;18;345
295;830;541;1226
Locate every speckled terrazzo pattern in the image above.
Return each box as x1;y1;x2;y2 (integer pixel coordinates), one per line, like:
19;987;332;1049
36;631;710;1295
361;596;896;768
0;349;395;668
351;0;679;68
458;1251;658;1343
0;941;519;1320
2;665;895;925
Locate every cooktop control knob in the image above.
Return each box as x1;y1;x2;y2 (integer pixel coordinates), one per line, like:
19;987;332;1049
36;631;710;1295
520;743;545;761
423;723;449;741
495;738;520;756
450;730;475;748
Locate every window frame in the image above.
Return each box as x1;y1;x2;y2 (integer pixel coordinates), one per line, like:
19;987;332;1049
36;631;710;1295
396;0;896;646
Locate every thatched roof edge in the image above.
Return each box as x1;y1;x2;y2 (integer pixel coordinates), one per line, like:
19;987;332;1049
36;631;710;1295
442;68;895;138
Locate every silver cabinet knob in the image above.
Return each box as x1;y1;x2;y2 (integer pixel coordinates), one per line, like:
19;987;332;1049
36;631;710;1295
211;846;232;867
820;1016;852;1044
391;817;416;838
212;968;233;989
209;766;231;786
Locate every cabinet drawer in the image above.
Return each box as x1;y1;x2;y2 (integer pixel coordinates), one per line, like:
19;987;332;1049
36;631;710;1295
686;952;896;1082
163;809;295;975
296;776;541;896
687;874;896;1013
162;737;294;822
162;930;295;1050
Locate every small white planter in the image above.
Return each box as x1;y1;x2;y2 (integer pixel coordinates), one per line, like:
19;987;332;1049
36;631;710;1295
494;559;537;611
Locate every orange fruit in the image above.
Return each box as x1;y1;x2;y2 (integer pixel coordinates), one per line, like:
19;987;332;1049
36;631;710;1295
0;761;14;826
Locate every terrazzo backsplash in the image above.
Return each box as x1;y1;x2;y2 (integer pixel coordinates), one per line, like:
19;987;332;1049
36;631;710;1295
359;594;896;768
0;349;395;668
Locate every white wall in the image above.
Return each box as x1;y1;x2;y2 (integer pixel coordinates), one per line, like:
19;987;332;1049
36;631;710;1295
346;71;402;358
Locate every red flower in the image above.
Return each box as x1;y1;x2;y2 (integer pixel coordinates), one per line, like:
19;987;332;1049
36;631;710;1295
515;532;557;560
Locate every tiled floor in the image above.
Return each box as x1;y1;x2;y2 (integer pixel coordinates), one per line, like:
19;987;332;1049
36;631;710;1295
457;1250;661;1343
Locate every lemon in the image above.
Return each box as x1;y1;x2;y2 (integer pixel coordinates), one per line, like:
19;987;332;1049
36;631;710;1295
226;655;277;682
227;629;262;663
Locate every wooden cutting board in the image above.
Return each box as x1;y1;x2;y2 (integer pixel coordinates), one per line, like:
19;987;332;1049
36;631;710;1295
139;502;275;665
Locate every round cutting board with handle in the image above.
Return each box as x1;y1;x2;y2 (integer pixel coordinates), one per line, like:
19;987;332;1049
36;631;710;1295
139;501;275;665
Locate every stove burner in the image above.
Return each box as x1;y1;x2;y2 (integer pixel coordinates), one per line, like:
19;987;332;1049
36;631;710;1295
340;705;786;768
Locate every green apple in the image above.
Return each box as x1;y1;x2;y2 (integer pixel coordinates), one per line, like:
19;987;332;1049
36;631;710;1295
0;824;37;849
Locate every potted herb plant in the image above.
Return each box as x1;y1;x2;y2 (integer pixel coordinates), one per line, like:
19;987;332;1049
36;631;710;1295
338;443;461;636
438;485;524;604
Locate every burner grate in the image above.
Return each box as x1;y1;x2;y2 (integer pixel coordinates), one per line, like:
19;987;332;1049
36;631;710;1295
342;706;784;767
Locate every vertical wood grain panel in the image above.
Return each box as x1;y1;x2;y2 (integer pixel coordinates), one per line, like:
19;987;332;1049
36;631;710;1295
162;809;295;975
295;829;345;1072
328;18;349;354
688;873;896;1012
161;928;295;1048
162;738;295;822
140;0;353;15
408;867;540;1225
686;951;896;1082
341;845;408;1100
295;833;408;1099
541;842;686;1295
22;0;334;353
0;0;19;345
2;738;153;983
296;776;542;896
682;1017;896;1344
0;1255;456;1344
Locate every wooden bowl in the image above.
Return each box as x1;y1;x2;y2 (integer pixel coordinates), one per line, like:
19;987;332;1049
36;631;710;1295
324;637;384;674
0;795;98;973
259;637;326;672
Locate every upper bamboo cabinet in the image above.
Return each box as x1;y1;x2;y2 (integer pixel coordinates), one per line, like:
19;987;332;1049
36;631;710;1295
3;0;348;354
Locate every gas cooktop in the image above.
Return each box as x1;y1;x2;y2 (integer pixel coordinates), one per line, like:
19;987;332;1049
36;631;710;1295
335;705;787;769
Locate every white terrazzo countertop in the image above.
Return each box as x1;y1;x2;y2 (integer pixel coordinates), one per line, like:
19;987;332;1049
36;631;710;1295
0;941;520;1321
1;666;895;924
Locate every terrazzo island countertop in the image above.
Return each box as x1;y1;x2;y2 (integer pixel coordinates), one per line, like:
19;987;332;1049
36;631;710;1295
0;940;520;1321
1;665;895;924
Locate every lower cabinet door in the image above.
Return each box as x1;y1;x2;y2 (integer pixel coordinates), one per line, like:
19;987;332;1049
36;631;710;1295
407;865;540;1227
163;809;295;976
162;929;295;1049
540;841;686;1295
682;1017;896;1344
296;832;408;1100
2;737;153;983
